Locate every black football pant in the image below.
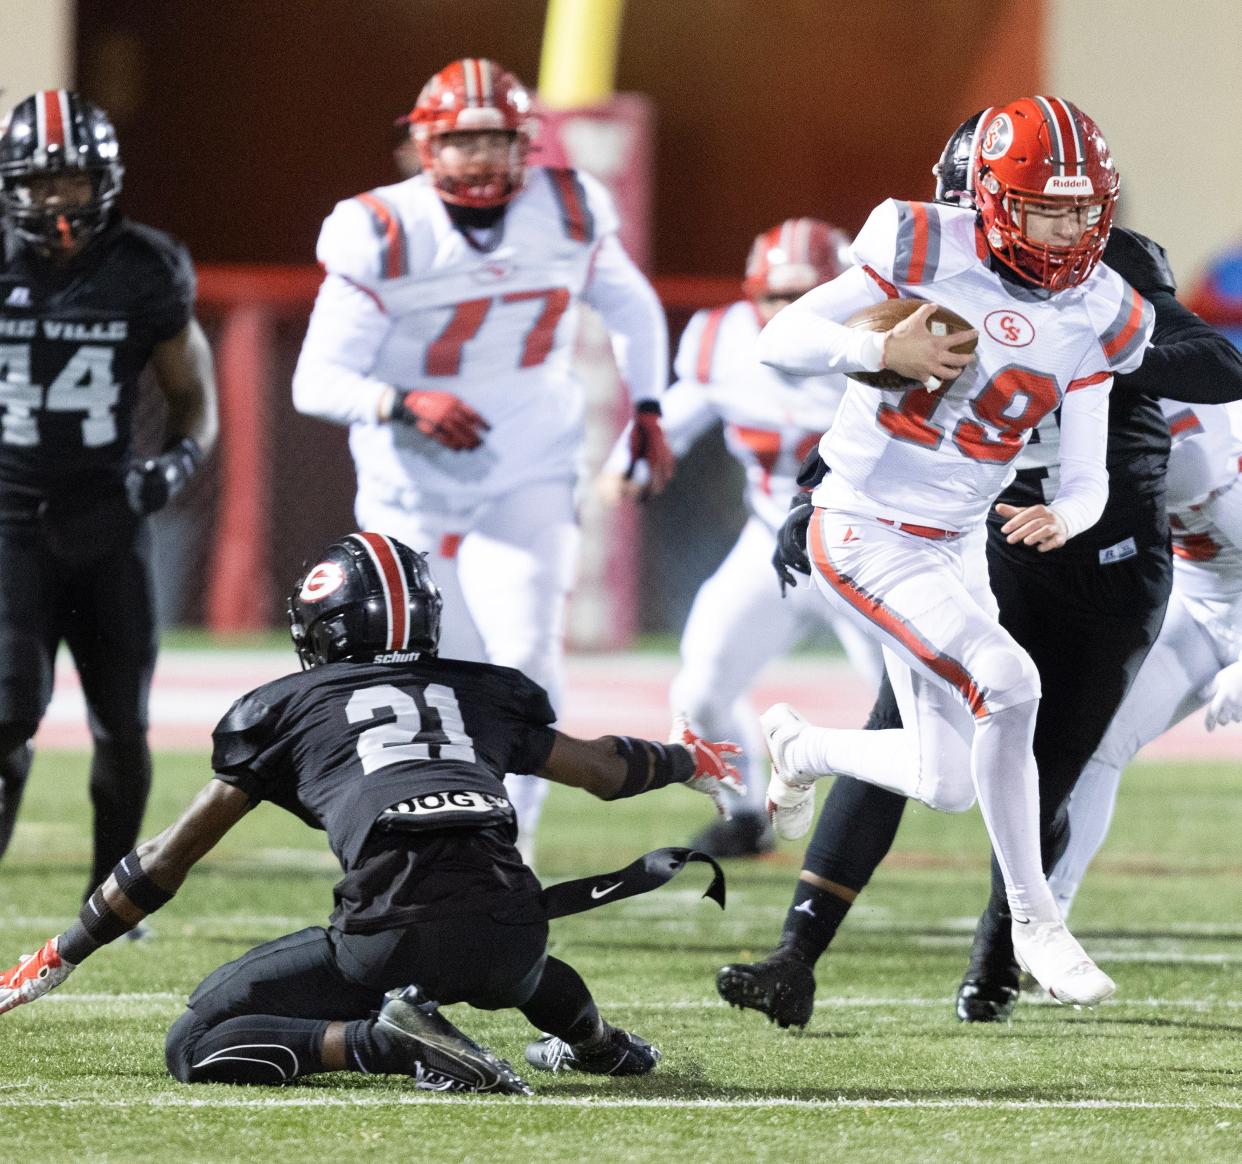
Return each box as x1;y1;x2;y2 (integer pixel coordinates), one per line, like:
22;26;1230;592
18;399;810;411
962;532;1171;982
165;915;602;1085
0;517;157;891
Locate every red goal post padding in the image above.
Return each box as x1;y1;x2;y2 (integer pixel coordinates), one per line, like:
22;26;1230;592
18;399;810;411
195;264;738;637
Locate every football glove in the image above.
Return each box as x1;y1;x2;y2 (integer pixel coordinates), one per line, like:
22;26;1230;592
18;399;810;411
1204;659;1242;731
390;390;490;451
773;494;814;596
0;937;75;1016
669;715;744;818
625;402;676;497
125;436;202;516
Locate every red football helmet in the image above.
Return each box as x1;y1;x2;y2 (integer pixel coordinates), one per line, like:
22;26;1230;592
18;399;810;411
402;59;534;208
972;97;1119;291
743;218;851;300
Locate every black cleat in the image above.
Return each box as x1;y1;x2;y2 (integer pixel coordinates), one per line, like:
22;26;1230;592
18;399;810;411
689;811;776;859
717;953;815;1030
376;986;533;1094
525;1025;660;1076
955;978;1019;1023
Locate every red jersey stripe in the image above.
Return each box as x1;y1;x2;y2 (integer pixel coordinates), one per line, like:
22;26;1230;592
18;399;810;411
1066;371;1111;393
862;265;900;299
905;202;930;284
548;169;588;241
1103;289;1144;360
695;307;728;383
355;193;404;280
808;512;988;717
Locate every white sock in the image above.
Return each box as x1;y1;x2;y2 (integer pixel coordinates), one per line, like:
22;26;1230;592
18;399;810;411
971;699;1059;923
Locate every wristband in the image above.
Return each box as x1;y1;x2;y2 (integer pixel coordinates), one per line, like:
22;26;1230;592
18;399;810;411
115;850;176;913
607;736;695;800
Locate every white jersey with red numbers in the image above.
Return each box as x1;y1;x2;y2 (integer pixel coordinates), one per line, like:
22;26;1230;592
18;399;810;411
606;300;845;531
1162;400;1242;614
293;166;666;506
760;200;1154;533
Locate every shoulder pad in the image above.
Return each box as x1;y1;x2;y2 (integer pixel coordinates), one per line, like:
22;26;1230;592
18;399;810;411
212;691;280;771
116;220;197;335
316;192;407;285
1084;266;1157;374
1104;228;1177;295
675;304;733;385
537;167;617;243
850;200;976;287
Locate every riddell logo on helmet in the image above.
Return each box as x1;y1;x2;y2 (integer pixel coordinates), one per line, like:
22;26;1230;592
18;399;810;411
298;562;345;603
1043;176;1094;194
373;651;420;663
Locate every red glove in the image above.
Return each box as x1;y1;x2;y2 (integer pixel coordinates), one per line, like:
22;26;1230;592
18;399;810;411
670;715;744;817
625;402;676;496
0;937;75;1016
392;390;490;451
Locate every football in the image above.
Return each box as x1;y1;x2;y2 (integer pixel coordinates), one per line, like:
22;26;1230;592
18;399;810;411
845;298;977;390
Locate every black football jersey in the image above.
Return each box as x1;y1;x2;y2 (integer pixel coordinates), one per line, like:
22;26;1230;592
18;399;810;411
210;656;558;873
0;217;195;492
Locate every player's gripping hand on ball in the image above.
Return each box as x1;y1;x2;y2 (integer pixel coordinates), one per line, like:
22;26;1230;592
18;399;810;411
881;302;977;391
0;937;75;1015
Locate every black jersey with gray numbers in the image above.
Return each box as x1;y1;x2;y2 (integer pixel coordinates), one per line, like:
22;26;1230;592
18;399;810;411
0;217;194;492
210;657;558;874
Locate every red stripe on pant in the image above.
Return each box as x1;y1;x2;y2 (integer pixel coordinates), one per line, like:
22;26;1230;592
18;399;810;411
808;511;989;717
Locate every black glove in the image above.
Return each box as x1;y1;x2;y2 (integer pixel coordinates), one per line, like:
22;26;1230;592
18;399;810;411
125;437;203;516
773;493;814;597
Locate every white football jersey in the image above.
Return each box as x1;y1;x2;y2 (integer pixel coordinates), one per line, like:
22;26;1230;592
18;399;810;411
774;200;1154;531
1162;400;1242;606
293;167;665;504
661;301;845;531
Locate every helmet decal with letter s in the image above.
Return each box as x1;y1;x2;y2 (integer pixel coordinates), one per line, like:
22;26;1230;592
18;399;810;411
972;96;1118;291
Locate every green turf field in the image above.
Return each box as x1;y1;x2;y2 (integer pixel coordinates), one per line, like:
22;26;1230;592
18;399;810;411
1;750;1239;1163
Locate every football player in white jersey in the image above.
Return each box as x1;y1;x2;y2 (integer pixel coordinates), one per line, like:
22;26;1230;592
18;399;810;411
601;219;883;856
754;97;1156;1006
1049;400;1242;915
292;60;673;863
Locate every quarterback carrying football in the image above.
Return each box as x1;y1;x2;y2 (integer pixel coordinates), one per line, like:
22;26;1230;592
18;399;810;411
751;97;1155;1007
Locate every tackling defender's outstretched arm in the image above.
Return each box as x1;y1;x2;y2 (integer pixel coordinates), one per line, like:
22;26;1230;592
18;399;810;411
0;779;253;1015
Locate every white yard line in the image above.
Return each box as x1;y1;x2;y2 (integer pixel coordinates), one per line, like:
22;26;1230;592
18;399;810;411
0;1094;1238;1111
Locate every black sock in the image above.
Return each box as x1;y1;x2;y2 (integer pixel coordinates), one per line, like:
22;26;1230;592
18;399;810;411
345;1017;384;1073
87;736;152;896
777;879;854;965
0;743;33;859
518;956;603;1046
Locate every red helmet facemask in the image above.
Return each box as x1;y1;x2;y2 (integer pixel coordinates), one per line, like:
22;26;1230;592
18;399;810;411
973;97;1119;291
743;217;851;301
402;58;534;208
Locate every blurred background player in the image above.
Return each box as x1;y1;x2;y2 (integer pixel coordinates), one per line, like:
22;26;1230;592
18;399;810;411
0;533;740;1093
1048;399;1242;917
740;97;1157;1009
600;218;883;857
292;59;672;864
0;90;217;896
717;111;1242;1030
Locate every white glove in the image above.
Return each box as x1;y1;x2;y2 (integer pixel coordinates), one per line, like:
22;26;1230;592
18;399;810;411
669;715;744;818
0;937;76;1015
1204;659;1242;731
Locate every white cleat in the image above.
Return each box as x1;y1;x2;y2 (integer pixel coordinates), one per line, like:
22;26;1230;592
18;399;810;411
761;703;818;841
1011;919;1115;1007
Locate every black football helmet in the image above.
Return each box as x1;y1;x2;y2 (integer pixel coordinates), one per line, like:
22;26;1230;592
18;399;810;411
287;532;442;669
932;110;984;208
0;89;123;252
